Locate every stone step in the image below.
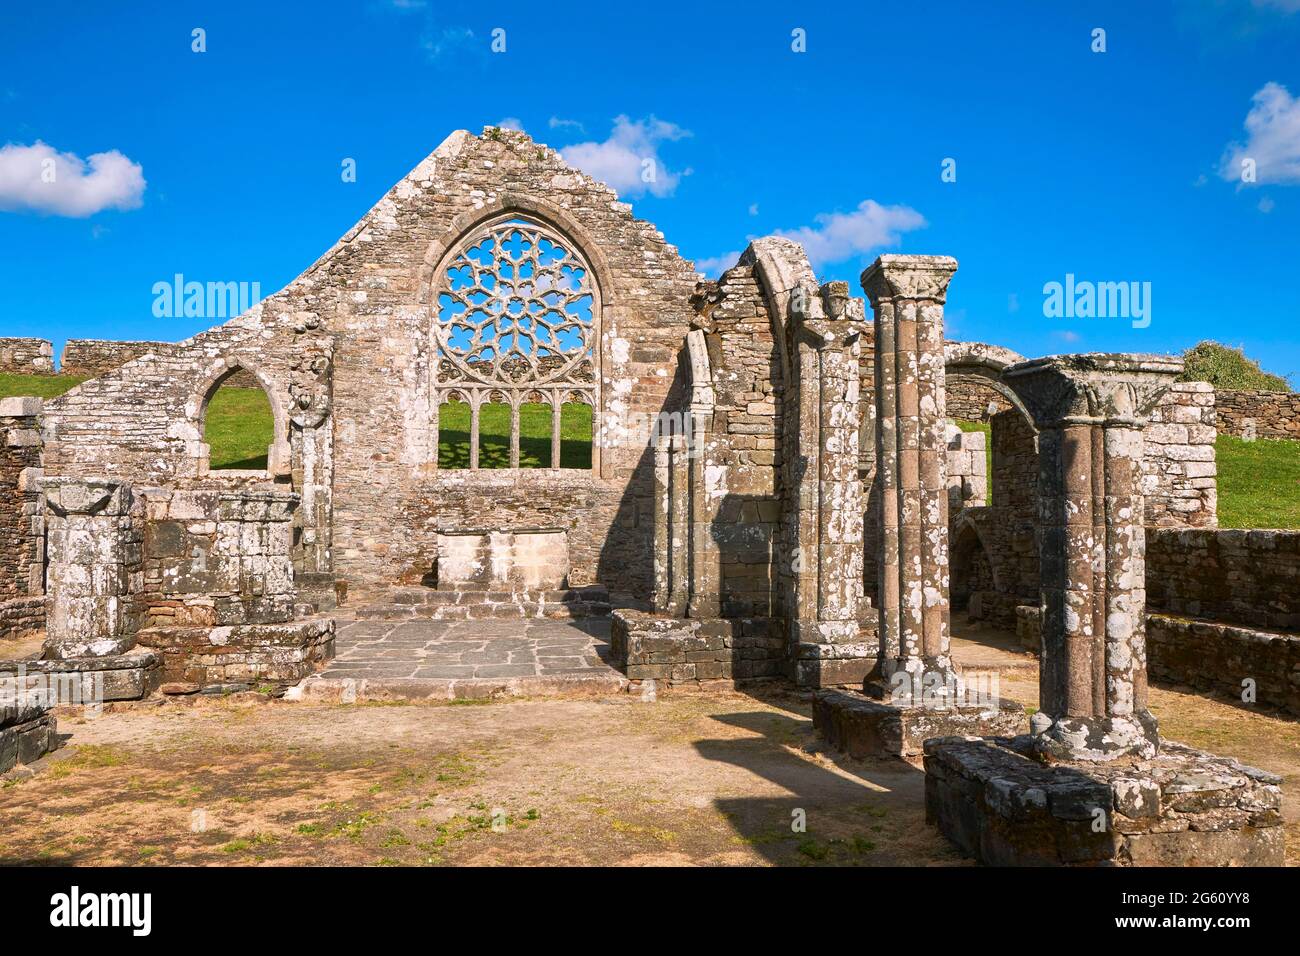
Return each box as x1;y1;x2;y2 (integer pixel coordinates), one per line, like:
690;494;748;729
291;669;628;703
355;600;611;622
355;585;611;621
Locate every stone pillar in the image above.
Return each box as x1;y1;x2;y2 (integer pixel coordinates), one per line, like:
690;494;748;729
685;329;720;620
1003;354;1182;761
789;281;873;687
861;255;958;700
813;256;1025;757
44;477;141;659
668;434;691;615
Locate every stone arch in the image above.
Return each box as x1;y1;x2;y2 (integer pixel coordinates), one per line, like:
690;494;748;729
944;341;1034;428
740;236;819;390
188;357;289;477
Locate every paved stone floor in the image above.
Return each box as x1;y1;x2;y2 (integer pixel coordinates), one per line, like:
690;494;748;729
319;617;616;681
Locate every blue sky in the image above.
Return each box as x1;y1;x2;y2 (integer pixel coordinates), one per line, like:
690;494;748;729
2;0;1299;379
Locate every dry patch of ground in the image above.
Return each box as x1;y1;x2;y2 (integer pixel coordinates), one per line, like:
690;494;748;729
0;689;961;867
3;668;1298;866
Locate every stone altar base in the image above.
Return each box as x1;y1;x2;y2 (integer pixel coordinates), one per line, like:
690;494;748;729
813;689;1028;758
0;698;59;773
923;735;1285;866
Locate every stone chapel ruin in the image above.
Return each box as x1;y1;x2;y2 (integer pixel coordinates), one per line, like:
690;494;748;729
0;128;1288;865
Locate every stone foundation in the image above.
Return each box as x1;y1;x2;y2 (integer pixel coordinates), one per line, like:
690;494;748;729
924;735;1284;866
0;649;163;702
813;688;1027;758
0;698;58;773
135;619;335;685
610;609;785;686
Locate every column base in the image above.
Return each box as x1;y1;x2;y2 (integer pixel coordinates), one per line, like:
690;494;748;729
1033;711;1160;762
923;735;1285;866
813;688;1027;758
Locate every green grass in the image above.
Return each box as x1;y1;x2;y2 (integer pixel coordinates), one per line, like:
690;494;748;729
204;386;275;470
437;400;592;469
0;372;85;399
1215;435;1300;529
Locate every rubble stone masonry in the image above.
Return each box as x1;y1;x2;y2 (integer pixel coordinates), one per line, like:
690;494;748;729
0;338;54;375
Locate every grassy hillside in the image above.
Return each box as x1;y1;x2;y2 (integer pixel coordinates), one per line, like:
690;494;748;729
1180;341;1291;392
1215;435;1300;529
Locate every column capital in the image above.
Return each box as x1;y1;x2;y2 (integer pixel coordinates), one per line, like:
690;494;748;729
1003;353;1183;430
860;255;958;307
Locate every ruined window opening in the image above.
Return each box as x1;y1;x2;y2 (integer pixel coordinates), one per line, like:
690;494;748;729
203;369;276;471
433;215;597;470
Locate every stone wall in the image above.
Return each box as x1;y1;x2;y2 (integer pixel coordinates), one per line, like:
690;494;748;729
59;339;173;378
42;129;703;606
945;375;1009;421
60;339;261;386
1147;528;1300;631
695;262;783;618
138;488;298;628
0;399;45;631
0;338;54;375
1147;614;1300;716
946;423;987;513
1216;388;1300;440
1142;382;1217;527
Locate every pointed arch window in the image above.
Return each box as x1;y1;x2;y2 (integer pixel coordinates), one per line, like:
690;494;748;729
433;215;598;470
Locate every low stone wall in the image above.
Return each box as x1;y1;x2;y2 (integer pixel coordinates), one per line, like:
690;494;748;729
0;596;45;643
610;609;783;687
1217;388;1300;440
136;618;335;686
1148;614;1300;716
0;337;54;375
1147;528;1300;631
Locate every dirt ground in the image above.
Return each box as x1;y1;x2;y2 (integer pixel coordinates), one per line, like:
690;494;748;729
2;665;1298;867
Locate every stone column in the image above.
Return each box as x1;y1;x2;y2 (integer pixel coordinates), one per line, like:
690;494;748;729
789;281;872;687
861;255;958;701
43;477;141;659
1003;353;1182;761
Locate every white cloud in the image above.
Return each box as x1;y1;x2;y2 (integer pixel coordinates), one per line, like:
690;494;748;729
1259;195;1276;212
422;26;476;61
495;117;524;131
0;141;145;217
748;203;759;216
695;251;742;277
560;115;691;198
1055;329;1082;344
772;199;927;268
548;116;585;133
1218;82;1300;185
